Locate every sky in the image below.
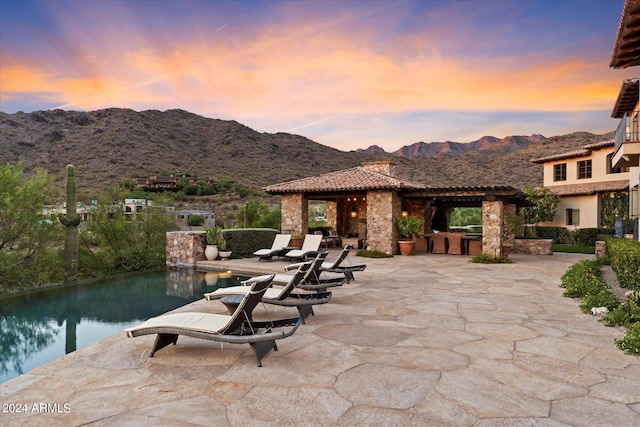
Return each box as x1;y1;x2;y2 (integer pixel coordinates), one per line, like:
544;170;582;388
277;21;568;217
0;0;638;152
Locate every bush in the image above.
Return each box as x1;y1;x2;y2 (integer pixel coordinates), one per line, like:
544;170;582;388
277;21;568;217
221;228;279;258
526;226;614;246
580;290;620;314
560;260;607;298
356;250;393;258
616;322;640;354
188;214;205;226
606;238;640;290
603;302;640;327
470;253;512;264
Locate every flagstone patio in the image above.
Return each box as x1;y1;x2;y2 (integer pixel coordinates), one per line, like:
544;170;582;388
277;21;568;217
2;252;639;426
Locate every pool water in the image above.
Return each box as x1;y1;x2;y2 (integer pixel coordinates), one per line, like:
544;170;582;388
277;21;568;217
0;269;246;384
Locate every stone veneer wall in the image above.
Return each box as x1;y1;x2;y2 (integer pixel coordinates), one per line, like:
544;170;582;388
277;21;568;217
327;201;337;231
595;241;607;258
513;239;553;255
366;190;399;254
166;231;205;267
281;193;308;236
482;200;503;257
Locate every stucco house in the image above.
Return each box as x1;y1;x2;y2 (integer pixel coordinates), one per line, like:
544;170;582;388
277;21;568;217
609;0;640;240
263;161;528;256
530;140;629;229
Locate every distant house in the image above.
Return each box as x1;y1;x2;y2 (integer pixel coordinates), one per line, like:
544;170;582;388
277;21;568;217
530;141;629;229
134;175;215;191
175;209;215;228
609;0;640;240
135;175;179;189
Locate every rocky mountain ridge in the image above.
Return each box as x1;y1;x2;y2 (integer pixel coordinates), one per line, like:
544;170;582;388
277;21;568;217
0;108;614;198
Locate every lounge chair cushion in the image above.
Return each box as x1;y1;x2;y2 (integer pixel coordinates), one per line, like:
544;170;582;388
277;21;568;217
126;312;230;336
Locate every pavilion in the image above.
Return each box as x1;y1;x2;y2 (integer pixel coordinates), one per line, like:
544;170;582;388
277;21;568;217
263;161;529;256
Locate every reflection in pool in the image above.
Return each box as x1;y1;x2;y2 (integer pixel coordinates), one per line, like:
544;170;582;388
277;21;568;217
0;269;247;384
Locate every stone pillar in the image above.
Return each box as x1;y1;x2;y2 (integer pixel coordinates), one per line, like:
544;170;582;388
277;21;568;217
327;201;337;231
423;200;434;234
281;193;308;236
166;231;206;267
366;190;398;254
595;241;607;258
482;201;503;257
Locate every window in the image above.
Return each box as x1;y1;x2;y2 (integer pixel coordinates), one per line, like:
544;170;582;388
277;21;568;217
553;163;567;181
577;160;592;179
566;209;580;226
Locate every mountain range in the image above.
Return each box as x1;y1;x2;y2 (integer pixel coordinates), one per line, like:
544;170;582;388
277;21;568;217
0;108;614;198
358;134;547;158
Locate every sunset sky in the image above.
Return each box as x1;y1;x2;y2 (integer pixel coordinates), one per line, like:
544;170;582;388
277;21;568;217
1;0;637;151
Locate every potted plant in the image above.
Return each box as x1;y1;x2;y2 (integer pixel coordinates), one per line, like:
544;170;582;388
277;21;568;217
204;226;220;260
395;215;425;255
290;233;304;249
218;238;232;260
501;211;522;257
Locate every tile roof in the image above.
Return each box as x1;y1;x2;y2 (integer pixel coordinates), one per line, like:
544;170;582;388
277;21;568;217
263;166;426;194
547;180;629;196
611;78;639;118
530;140;614;164
610;0;640;69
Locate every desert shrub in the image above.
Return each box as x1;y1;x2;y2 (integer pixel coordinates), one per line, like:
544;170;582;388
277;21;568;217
79;203;177;276
606;238;640;290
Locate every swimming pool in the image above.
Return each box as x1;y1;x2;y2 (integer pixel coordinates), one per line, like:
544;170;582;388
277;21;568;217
0;269;247;384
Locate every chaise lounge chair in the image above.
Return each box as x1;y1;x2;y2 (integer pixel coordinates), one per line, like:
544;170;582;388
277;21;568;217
204;263;332;322
253;234;292;261
277;251;348;292
125;275;301;367
317;244;366;283
284;234;323;261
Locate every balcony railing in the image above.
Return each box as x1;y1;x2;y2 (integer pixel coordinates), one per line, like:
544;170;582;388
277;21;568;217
614;112;640;153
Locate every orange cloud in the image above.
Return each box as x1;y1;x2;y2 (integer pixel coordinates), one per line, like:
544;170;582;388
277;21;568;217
0;8;633;128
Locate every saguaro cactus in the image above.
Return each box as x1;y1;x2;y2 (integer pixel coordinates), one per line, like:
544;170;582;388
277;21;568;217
58;165;82;279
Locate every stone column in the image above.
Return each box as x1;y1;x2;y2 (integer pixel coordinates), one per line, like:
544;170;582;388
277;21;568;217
327;201;337;231
166;231;205;267
482;200;503;257
281;193;308;236
366;190;399;254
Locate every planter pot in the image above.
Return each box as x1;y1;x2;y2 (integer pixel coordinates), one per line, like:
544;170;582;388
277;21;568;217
290;237;304;249
501;243;512;257
219;251;232;260
398;240;415;256
205;244;219;261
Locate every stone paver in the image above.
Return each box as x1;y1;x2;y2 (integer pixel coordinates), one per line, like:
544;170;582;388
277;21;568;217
2;252;639;426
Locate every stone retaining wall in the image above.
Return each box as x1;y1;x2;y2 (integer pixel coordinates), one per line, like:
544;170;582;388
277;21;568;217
166;231;205;267
513;239;553;255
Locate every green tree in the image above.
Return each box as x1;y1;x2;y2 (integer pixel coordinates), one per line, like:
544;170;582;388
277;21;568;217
235;201;281;229
0;163;64;294
79;197;178;276
523;186;560;237
449;208;482;226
